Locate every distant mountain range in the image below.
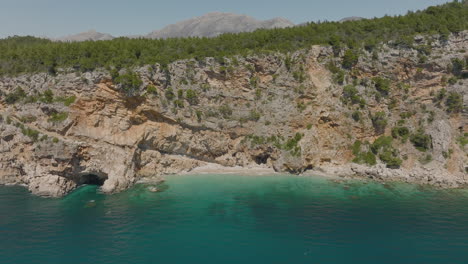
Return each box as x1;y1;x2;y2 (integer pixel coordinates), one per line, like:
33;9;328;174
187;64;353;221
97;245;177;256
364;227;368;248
339;16;365;22
53;13;366;42
55;30;114;42
145;12;294;39
54;12;295;42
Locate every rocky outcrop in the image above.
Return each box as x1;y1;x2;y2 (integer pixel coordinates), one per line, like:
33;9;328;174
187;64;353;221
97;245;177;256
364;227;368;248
0;32;466;197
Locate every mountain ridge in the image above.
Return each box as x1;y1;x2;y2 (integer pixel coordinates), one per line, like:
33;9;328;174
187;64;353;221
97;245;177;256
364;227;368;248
54;12;295;42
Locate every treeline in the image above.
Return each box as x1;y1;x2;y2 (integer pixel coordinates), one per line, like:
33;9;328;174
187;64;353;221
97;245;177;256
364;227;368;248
0;1;467;76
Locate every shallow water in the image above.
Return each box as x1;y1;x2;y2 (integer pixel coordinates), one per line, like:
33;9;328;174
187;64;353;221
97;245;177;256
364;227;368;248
1;174;468;264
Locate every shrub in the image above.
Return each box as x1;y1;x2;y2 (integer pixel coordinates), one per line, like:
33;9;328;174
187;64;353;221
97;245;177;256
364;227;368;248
21;127;40;142
114;72;142;96
445;92;463;113
186;89;198;105
248;110;261;121
195;110;202;122
351;140;377;166
293;70;306;82
457;133;468;147
342;85;362;105
379;150;402;168
334;70;345;85
146;85;158;95
342;49;359;69
177;89;184;99
249;76;259;88
173;99;184;108
48;112;68;123
371;136;393;154
5;87;26;104
219;105;233;118
371;111;387;134
284;133;303;151
391;126;410;142
20;115;37;123
55;95;76;106
419;154;433;165
451;58;466;77
40;89;54;103
165;88;175;101
410;131;432;152
373;77;391;96
352;111;361;122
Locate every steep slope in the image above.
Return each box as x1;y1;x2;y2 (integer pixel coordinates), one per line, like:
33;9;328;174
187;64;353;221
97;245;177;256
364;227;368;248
146;12;294;39
0;31;466;197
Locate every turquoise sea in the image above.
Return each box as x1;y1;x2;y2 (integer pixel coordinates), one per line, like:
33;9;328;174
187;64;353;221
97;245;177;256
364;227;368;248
1;174;468;264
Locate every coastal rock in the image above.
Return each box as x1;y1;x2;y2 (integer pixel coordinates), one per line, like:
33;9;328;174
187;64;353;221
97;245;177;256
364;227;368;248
0;32;466;197
28;175;77;197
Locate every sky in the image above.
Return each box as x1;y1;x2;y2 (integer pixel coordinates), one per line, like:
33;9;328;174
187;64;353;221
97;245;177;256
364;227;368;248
0;0;451;38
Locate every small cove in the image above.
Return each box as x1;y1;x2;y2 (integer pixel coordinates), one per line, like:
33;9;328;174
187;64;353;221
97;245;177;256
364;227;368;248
1;174;468;264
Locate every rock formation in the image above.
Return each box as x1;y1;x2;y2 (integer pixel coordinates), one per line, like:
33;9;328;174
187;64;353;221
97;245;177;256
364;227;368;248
0;32;466;197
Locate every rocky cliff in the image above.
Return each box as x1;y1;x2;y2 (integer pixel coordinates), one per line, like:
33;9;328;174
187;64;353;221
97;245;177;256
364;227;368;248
0;32;466;197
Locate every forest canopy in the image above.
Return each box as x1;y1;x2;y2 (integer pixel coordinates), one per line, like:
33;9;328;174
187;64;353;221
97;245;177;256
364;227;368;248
0;1;466;76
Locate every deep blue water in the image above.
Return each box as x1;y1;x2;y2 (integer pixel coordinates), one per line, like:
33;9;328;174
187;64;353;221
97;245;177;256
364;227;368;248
1;174;468;264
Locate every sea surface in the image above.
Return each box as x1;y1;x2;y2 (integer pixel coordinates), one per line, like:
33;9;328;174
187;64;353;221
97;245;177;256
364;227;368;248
1;174;468;264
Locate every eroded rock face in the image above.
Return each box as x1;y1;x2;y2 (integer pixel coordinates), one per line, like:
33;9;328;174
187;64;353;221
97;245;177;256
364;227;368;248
0;32;466;196
29;175;77;197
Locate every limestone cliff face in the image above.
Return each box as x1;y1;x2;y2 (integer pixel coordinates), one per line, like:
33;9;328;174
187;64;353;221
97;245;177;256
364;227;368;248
0;32;466;197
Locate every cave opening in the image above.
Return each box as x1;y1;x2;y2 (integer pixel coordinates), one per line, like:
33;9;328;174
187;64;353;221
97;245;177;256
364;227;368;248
80;174;107;186
254;153;270;165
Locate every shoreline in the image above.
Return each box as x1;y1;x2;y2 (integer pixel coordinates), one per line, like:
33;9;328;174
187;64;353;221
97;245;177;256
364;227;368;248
1;162;467;197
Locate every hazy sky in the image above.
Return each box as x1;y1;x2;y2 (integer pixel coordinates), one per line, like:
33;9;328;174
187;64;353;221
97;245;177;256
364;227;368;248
0;0;451;38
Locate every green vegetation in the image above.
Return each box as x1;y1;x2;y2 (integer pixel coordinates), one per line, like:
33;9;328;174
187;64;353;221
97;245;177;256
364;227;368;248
351;140;377;166
450;58;466;77
371;136;402;168
0;2;466;76
457;133;468;147
243;133;302;156
292;69;306;82
219;105;233;118
114;72;143;96
342;49;360;69
164;88;175;101
146;84;158;95
40;89;54;103
248;110;261;121
21;127;40;142
4;87;77;106
391;126;410;142
342;85;365;107
373;77;391;96
19;115;37;123
371;111;388;134
5;87;26;104
48;112;68;123
351;111;361;122
445;92;463;113
173;99;184;108
195;110;203;122
55;95;76;106
410;130;432;151
283;133;303;157
419;154;433;164
185;89;198;105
